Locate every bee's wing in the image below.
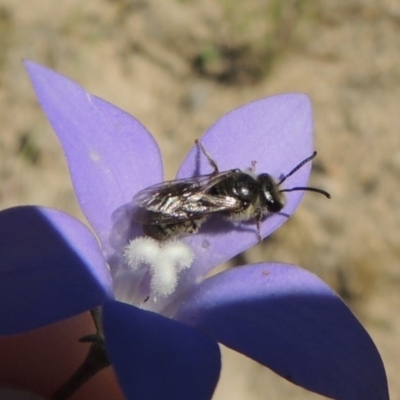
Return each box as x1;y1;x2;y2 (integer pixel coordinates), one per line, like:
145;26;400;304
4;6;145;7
132;171;241;225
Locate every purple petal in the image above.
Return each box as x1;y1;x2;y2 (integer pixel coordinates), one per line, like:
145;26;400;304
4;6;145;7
102;300;221;400
177;95;314;276
24;61;163;248
0;206;113;335
175;263;388;400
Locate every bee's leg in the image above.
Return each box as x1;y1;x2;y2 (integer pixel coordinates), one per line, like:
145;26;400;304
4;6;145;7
256;216;263;242
190;217;202;233
195;139;219;174
185;214;206;234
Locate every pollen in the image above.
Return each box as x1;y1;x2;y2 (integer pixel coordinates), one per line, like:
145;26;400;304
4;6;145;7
124;236;159;267
123;237;194;299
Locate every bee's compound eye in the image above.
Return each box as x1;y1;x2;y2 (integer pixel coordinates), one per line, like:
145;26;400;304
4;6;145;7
258;174;284;213
264;196;284;213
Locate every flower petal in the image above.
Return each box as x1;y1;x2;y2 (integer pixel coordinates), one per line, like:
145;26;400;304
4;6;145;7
102;300;221;400
24;61;163;248
177;94;314;275
0;206;113;335
175;263;389;400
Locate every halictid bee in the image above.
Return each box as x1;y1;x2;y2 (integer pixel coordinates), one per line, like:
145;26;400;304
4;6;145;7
132;140;330;241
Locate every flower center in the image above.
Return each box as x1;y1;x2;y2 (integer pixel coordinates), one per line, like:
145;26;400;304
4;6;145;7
112;237;194;307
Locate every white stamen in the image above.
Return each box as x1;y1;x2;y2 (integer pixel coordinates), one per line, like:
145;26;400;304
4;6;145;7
121;237;194;301
150;264;178;297
124;236;160;268
162;241;195;272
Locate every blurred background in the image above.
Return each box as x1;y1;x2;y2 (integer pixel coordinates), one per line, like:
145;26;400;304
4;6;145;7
0;0;399;398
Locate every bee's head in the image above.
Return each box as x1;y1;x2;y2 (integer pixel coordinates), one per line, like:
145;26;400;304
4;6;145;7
257;173;286;213
258;152;331;216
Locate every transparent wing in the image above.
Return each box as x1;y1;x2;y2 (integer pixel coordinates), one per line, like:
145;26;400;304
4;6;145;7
131;170;242;225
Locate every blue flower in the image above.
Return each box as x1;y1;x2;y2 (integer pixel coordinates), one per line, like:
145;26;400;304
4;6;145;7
0;61;388;400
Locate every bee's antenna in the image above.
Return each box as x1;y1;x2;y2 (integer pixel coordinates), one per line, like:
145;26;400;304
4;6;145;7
278;151;331;199
278;151;317;185
280;186;331;199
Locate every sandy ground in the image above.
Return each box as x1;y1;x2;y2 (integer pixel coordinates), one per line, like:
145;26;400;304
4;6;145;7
1;0;400;398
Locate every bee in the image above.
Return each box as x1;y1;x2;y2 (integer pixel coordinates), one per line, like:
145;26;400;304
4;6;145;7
131;140;330;241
